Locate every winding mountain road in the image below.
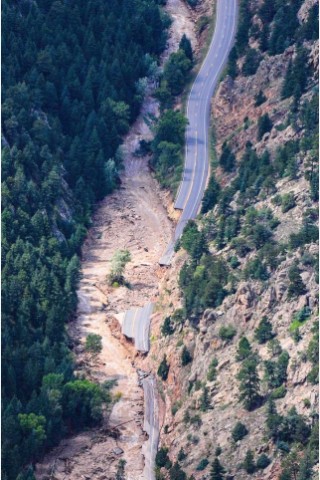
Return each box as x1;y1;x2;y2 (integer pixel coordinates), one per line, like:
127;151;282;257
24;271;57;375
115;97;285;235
160;0;238;266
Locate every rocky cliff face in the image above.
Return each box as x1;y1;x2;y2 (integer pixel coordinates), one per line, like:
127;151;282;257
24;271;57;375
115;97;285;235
150;1;319;478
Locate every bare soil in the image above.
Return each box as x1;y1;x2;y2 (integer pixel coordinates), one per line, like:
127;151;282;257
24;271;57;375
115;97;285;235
35;2;199;478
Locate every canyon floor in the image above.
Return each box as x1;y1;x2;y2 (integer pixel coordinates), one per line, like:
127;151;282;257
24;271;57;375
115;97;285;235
34;1;211;477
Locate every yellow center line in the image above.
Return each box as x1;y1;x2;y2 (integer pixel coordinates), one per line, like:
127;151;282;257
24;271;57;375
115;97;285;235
182;129;198;212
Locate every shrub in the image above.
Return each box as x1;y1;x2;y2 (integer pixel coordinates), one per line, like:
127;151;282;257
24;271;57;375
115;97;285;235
158;355;170;381
303;398;311;408
281;192;296;213
108;249;131;285
190;414;202;427
207;358;219;381
267;339;282;357
178;448;187;462
219;325;236;341
161;317;174;336
229;255;240;269
270;385;287;399
199;386;210;412
232;422;248;442
172;401;182;416
231;237;252;257
85;333;103;355
196;459;209;471
256;454;271;470
215;446;222;456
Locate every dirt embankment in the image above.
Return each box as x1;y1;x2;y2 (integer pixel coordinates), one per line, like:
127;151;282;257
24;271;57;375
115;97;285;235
35;1;204;479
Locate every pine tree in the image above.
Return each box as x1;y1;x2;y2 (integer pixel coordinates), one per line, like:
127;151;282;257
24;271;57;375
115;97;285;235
243;450;255;474
257;113;273;140
179;34;193;63
201;175;221;214
288;263;307;298
254;90;267;107
254;317;274;344
237;356;262;411
219;142;236;172
236;336;252;361
227;46;238;79
210;457;225;480
158;355;170;381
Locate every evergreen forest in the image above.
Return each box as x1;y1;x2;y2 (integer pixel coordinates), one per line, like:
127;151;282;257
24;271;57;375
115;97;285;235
1;1;168;478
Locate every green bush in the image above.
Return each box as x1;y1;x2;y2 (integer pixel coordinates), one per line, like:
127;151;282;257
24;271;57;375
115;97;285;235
289;307;311;332
270;385;287;399
232;422;248;442
181;346;192;366
281;192;296;213
178;448;187;461
161;317;175;336
190;414;202;427
219;325;236;341
256;454;271;470
207;358;219;381
229;256;240;269
196;459;209;471
85;333;103;355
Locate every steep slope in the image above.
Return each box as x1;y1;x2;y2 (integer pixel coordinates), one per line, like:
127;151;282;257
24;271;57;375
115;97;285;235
149;1;319;479
1;1;168;478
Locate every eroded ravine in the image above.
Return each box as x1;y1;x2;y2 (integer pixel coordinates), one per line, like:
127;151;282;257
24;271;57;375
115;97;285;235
35;94;174;480
34;1;205;478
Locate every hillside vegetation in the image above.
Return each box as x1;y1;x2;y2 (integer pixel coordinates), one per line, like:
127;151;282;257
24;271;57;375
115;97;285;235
1;1;168;478
153;1;319;478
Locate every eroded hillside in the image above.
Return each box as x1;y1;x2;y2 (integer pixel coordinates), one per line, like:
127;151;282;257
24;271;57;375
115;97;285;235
149;1;319;478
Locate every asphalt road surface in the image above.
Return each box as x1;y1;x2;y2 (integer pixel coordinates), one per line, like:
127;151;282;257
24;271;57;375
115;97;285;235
159;0;237;266
122;303;153;353
141;375;159;480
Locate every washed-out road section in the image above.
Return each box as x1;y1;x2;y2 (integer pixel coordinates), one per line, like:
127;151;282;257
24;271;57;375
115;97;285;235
160;0;238;266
